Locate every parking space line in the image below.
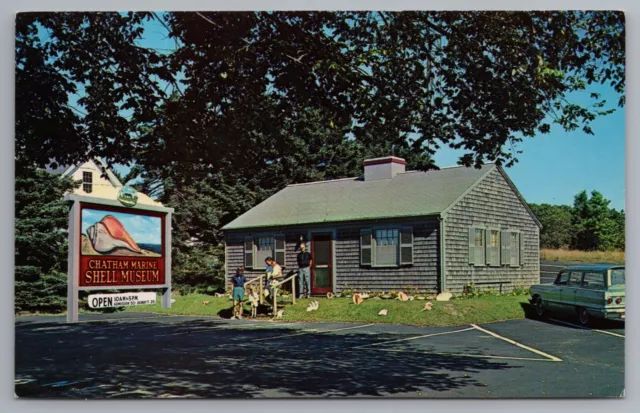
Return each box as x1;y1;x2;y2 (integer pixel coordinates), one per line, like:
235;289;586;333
352;327;474;349
251;323;374;342
548;318;625;338
594;329;625;338
470;324;562;362
371;348;555;362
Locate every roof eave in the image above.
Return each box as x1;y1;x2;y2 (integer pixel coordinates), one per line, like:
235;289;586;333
222;212;443;232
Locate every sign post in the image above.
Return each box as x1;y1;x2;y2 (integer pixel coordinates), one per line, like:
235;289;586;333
65;192;174;323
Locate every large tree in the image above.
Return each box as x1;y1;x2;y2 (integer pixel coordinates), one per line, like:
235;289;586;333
16;11;624;172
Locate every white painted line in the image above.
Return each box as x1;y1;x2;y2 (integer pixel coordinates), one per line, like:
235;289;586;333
353;327;475;349
548;318;625;338
593;329;625;338
471;324;562;362
251;323;374;342
372;348;555;362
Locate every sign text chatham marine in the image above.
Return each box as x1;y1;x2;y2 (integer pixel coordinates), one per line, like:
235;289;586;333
83;259;162;285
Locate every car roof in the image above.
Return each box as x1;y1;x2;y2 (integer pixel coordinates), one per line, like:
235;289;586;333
565;264;625;272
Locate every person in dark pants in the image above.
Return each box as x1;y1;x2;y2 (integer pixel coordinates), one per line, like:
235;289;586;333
297;243;312;299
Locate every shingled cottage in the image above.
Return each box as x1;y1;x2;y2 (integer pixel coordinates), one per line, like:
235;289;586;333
222;156;541;296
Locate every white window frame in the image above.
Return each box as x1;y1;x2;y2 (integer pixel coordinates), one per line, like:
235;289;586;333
360;226;414;268
244;234;285;270
82;171;93;194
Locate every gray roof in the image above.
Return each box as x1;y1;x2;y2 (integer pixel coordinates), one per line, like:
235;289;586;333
223;164;498;230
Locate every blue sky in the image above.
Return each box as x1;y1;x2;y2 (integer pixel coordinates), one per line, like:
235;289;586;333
81;209;162;245
67;14;626;211
431;84;626;211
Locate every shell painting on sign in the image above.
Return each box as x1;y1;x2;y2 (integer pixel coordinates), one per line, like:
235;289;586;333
81;209;162;257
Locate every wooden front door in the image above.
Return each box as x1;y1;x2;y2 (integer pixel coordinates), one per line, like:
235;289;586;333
311;233;333;294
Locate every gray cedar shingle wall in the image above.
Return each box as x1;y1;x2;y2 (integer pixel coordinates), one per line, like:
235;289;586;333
225;218;440;293
334;219;440;293
444;168;540;294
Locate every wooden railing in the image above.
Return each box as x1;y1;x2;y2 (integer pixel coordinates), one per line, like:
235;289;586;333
271;272;297;315
242;271;298;317
244;274;266;304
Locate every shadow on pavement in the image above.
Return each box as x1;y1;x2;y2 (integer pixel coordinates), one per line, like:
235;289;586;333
15;318;519;399
520;302;625;331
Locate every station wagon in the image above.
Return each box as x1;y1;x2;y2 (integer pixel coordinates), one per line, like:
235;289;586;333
529;264;625;326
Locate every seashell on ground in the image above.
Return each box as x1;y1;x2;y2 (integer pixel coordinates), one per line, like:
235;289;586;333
353;294;364;305
398;292;409;301
436;292;453;301
417;296;426;300
378;308;388;316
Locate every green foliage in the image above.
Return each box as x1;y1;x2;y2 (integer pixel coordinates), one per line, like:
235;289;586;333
571;190;624;251
461;283;530;299
15;271;67;314
15;168;78;313
16;11;624;172
530;191;624;252
529;203;574;249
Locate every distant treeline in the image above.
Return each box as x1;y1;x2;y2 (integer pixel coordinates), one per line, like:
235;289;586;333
529;190;625;251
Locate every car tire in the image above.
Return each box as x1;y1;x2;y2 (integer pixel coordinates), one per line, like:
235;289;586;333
577;307;590;327
533;295;546;318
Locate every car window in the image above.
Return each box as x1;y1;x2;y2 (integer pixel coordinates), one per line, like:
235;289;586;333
554;272;569;285
568;272;583;286
610;269;625;286
582;272;605;289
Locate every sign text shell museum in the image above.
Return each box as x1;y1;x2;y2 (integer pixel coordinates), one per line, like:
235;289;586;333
79;203;166;288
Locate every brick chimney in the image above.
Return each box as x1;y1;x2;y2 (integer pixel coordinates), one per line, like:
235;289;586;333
363;156;406;181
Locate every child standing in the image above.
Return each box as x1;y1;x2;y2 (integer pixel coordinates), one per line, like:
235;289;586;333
231;267;247;319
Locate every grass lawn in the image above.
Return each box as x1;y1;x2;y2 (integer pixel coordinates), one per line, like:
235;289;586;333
541;248;624;264
126;294;530;327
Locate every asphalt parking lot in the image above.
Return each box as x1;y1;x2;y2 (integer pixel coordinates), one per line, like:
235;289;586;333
15;312;624;398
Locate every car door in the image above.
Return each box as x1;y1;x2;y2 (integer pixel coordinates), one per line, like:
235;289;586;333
546;271;569;311
578;271;606;311
561;271;584;313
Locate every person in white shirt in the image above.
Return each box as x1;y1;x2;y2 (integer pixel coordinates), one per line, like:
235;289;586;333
264;256;282;300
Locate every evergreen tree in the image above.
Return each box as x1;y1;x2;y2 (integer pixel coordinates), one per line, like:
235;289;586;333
15;166;78;313
571;190;621;251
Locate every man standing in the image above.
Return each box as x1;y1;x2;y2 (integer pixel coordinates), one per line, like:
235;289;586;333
297;243;312;299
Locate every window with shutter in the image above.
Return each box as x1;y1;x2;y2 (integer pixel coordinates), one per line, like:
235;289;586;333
501;230;511;266
255;236;274;269
399;227;414;265
274;234;285;267
486;229;500;266
244;236;254;269
360;229;372;266
374;229;398;266
469;226;485;266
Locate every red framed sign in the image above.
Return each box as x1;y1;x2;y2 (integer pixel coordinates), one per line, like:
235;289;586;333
78;203;166;288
